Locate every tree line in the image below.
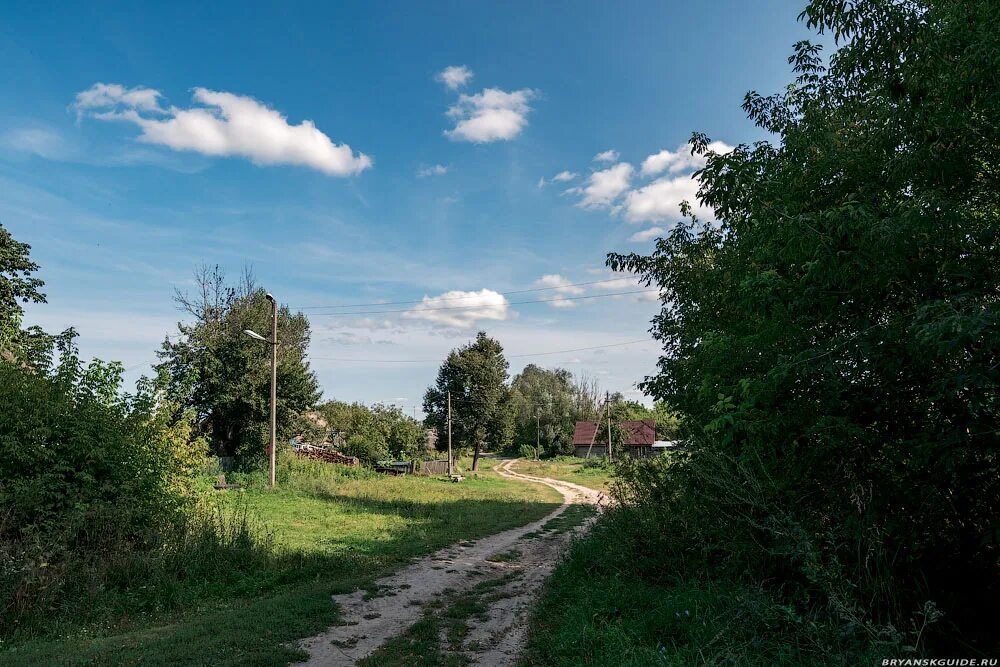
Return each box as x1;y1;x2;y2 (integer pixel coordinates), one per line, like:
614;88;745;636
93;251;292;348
422;331;678;468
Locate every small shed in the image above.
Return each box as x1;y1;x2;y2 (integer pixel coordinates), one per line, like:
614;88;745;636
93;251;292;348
572;419;656;458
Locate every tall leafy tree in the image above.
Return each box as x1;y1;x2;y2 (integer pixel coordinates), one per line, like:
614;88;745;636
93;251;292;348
0;223;51;365
423;332;514;470
157;266;320;465
609;0;999;649
510;365;602;455
313;399;426;464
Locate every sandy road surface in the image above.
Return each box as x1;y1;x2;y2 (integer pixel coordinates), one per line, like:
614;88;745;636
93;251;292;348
296;459;605;666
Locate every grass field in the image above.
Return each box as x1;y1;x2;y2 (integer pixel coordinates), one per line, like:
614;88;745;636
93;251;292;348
2;455;561;666
511;456;614;492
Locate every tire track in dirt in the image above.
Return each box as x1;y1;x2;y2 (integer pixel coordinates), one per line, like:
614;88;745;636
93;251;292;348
295;458;605;666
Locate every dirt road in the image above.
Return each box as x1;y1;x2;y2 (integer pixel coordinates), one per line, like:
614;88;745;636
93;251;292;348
296;459;605;666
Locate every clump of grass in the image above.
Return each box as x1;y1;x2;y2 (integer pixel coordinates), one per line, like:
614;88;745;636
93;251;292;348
485;549;521;563
362;573;520;666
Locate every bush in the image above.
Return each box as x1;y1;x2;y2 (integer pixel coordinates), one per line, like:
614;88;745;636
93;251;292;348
524;450;920;665
0;339;275;639
0;345;201;541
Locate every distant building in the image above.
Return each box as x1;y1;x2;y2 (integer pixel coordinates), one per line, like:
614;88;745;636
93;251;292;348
572;419;657;458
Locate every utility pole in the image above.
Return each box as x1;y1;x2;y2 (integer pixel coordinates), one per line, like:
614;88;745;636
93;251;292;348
606;391;613;463
535;413;540;459
447;390;453;477
243;295;278;488
267;294;278;488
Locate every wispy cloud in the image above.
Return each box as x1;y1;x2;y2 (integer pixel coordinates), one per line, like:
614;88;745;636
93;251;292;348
445;88;535;143
436;65;473;90
417;164;448;178
628;226;665;242
537;170;576;188
2;127;71;160
593;149;619;163
535;273;585;308
73;83;372;177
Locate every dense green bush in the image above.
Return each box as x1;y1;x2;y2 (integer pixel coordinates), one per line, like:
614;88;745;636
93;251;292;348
608;0;999;654
523;457;900;667
0;340;202;540
0;336;276;638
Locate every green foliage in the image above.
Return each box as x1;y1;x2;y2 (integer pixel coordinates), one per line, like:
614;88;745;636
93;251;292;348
509;365;604;456
313;400;425;464
0;336;203;540
0;334;219;634
423;331;516;467
157;266;320;466
0;222;54;366
606;0;1000;654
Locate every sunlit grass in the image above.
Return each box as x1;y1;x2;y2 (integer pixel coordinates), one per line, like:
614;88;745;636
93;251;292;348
3;455;561;666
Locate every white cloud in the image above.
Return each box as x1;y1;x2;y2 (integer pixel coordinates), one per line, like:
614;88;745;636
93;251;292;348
575;162;633;208
640;141;733;177
74;83;372;177
536;273;585;308
436;65;473;90
594;276;641;290
417;164;448;177
74;83;163;115
623;173;711;223
593;149;619;163
537;170;576;188
402;289;511;328
628;226;665;242
445;88;535;143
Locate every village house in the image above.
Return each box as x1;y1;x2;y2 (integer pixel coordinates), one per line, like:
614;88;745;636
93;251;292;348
572;419;657;458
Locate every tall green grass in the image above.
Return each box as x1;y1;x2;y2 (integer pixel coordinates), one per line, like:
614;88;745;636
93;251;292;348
521;452;920;666
3;452;561;665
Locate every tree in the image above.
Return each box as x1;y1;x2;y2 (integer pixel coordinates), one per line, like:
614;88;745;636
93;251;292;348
0;223;51;365
423;332;514;470
314;399;426;464
157;266;320;466
510;365;607;456
609;0;999;651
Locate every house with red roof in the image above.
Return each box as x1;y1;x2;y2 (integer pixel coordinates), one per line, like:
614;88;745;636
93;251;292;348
572;419;657;458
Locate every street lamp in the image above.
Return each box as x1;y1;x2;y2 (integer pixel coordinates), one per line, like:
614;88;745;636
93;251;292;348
243;292;278;488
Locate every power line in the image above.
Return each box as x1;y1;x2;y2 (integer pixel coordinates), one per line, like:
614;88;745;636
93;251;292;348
309;338;653;364
309;289;658;317
295;278;645;310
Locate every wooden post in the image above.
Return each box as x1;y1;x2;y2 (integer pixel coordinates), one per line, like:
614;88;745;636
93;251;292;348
447;391;453;477
607;391;613;462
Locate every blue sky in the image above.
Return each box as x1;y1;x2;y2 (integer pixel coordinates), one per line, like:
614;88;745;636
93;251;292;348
1;1;813;412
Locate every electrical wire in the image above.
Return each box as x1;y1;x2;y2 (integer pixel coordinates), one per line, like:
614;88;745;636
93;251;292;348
309;338;653;363
308;289;658;317
295;278;646;310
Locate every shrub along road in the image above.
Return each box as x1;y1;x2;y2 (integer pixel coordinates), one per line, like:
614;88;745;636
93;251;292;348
298;458;605;666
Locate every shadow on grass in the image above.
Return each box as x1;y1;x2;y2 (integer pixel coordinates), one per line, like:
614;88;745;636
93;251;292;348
2;493;561;667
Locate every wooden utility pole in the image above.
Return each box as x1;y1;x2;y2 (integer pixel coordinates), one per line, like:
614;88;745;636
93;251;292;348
585;397;606;459
267;294;278;488
447;390;453;477
535;414;540;459
606;391;613;463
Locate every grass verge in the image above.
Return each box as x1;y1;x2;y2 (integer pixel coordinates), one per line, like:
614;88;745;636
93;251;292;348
2;455;561;666
519;508;891;667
